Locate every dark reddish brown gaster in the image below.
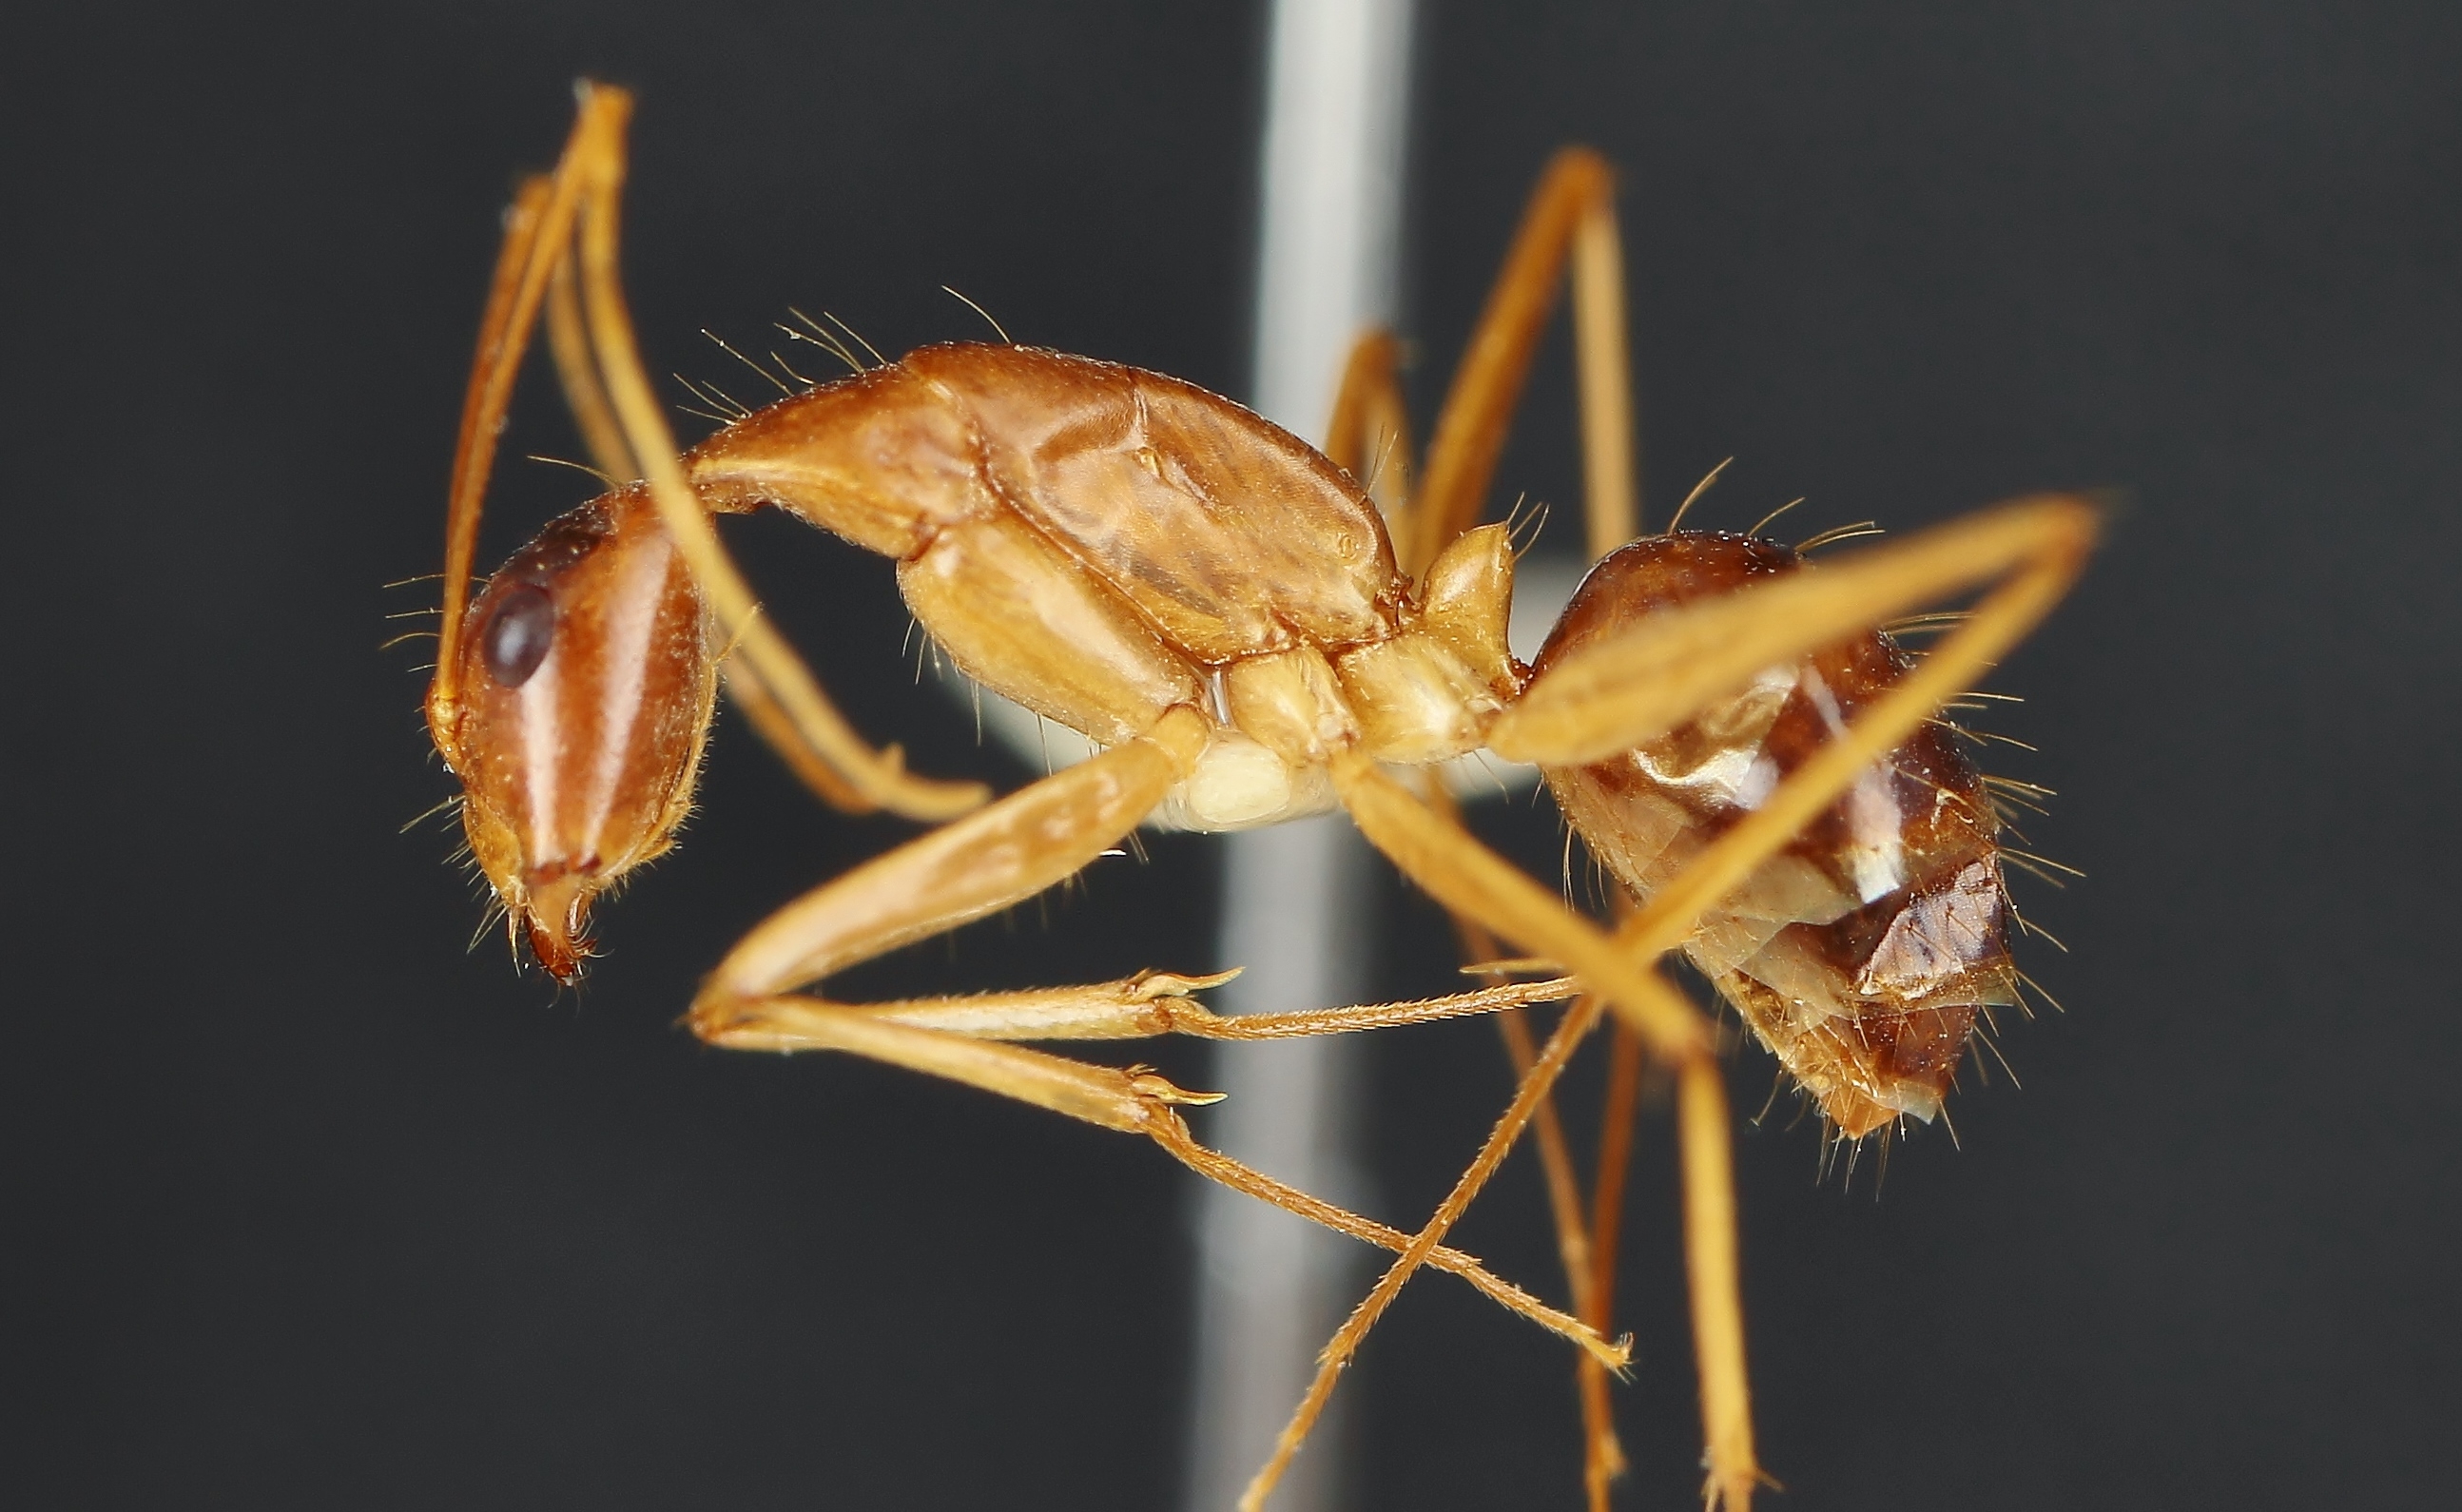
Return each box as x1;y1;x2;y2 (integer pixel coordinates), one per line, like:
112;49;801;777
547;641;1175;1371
1536;533;2018;1136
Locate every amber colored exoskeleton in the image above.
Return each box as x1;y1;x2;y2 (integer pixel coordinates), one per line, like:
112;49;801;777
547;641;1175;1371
422;85;2094;1512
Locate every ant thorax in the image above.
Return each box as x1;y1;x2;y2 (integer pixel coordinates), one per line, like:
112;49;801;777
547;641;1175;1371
1164;521;1526;832
687;342;1527;834
1537;533;2020;1137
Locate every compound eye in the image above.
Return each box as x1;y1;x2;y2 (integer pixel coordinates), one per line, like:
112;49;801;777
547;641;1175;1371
481;582;556;687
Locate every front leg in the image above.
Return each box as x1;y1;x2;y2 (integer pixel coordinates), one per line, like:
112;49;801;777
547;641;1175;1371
692;706;1210;1017
709;970;1580;1050
708;992;1619;1363
685;704;1624;1367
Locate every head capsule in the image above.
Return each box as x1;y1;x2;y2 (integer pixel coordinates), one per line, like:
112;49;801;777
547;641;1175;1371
426;483;719;982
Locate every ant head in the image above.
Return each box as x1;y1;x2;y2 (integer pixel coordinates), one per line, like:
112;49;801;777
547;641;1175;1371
428;483;719;983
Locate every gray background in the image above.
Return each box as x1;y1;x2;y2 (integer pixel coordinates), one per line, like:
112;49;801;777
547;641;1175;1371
1;2;2452;1507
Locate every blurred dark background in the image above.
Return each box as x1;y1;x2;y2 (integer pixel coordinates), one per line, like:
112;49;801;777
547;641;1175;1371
2;2;2455;1507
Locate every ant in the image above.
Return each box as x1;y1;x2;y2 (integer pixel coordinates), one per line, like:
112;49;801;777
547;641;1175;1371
421;84;2093;1511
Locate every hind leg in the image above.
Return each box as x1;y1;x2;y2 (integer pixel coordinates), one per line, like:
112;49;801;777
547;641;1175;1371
1313;147;1652;1510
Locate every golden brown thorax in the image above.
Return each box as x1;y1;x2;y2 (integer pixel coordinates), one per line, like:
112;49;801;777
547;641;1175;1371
689;343;1522;828
1536;534;2018;1136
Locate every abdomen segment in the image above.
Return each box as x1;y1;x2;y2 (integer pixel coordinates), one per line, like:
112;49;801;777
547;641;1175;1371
1537;533;2019;1137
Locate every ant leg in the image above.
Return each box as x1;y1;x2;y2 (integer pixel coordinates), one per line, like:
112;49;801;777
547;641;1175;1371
718;994;1620;1360
1584;1019;1650;1509
431;118;596;731
717;971;1583;1049
1409;147;1636;573
1677;1056;1755;1511
544;85;984;822
693;705;1207;1007
684;705;1620;1359
543;244;635;485
1337;760;1710;1062
680;709;1620;1363
1142;1113;1616;1363
1493;985;1632;1507
1331;332;1620;1338
1312;758;1759;1512
1408;165;1648;1497
1331;170;1649;1498
1329;200;1643;1485
1219;758;1720;1512
1502;163;1652;1497
1234;951;1618;1512
1425;775;1630;1504
1493;494;2096;770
